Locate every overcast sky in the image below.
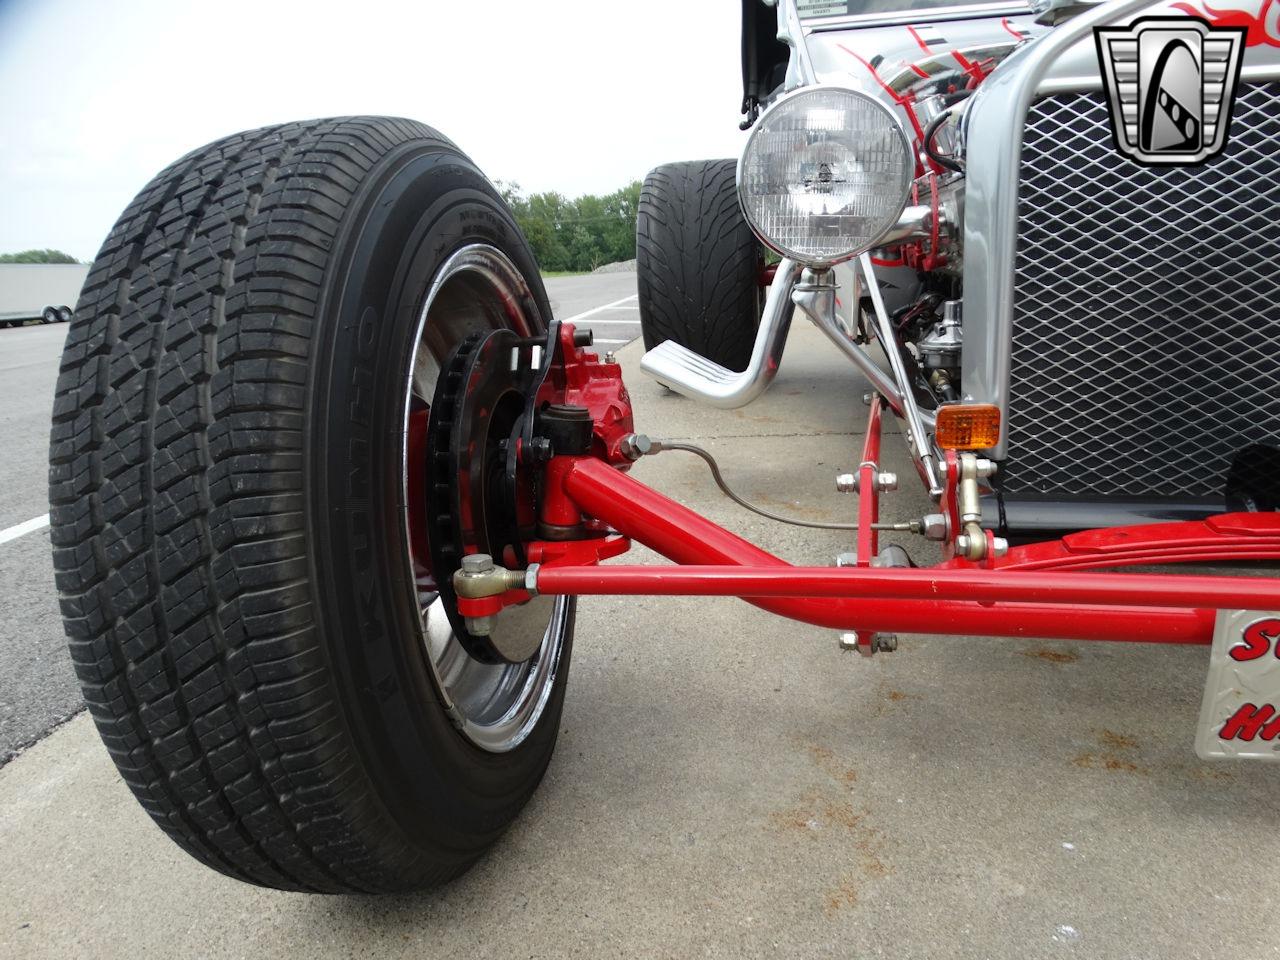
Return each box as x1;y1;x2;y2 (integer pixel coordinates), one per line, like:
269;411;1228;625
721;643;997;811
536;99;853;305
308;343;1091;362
0;0;749;262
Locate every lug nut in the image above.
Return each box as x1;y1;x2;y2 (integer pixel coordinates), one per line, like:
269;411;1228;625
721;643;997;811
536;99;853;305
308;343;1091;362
838;632;860;651
862;392;874;407
836;473;857;493
603;350;617;364
835;552;858;567
876;471;898;493
991;536;1009;559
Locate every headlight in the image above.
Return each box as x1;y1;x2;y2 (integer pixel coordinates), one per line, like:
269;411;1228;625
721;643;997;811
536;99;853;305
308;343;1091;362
738;86;914;265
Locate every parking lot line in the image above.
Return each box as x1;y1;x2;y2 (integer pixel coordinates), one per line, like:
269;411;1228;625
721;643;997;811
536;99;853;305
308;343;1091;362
0;513;49;546
559;294;637;324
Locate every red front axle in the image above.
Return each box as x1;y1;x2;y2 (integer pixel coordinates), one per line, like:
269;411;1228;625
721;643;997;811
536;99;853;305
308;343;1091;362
453;321;1280;647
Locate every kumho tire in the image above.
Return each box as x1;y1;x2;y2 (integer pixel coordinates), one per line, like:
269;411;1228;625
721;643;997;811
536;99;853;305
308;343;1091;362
636;159;764;372
48;117;575;893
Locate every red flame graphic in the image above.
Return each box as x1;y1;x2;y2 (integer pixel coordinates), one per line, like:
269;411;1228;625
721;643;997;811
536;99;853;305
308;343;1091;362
1171;0;1280;46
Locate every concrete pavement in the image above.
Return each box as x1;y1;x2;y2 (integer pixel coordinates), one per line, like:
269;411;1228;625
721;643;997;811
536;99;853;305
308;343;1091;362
0;273;641;764
2;285;1279;959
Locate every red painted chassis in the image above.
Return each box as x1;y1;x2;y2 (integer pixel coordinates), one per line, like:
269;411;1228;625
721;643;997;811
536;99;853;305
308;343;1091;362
456;324;1280;647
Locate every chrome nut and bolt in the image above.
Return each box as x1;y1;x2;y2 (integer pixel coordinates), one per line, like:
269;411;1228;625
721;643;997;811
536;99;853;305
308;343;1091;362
453;553;530;636
919;513;949;541
836;470;898;494
454;554;528;595
839;632;898;655
620;432;662;461
873;471;898;492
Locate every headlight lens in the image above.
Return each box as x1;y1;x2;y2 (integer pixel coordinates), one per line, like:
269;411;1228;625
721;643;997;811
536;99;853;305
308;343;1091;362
738;87;914;265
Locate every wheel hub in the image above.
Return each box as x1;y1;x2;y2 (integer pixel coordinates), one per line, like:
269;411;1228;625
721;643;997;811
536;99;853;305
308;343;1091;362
425;327;554;663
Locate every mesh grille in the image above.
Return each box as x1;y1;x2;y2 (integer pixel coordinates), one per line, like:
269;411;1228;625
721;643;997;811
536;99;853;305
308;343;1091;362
1003;83;1280;500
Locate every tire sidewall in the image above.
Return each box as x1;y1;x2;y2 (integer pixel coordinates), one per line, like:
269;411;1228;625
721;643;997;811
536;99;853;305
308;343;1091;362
309;142;572;855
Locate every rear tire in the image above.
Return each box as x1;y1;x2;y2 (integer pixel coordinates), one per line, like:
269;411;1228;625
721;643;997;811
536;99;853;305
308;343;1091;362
49;117;574;893
636;159;763;372
42;306;59;324
57;305;73;323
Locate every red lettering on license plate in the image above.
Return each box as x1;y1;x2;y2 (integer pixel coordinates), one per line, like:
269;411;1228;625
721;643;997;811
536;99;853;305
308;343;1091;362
1227;618;1280;662
1219;703;1280;742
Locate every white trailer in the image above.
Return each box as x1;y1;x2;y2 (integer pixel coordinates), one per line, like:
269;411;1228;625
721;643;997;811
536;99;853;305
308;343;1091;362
0;263;90;328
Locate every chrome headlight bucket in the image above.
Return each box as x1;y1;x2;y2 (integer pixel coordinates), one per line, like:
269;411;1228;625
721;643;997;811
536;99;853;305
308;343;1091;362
737;86;914;266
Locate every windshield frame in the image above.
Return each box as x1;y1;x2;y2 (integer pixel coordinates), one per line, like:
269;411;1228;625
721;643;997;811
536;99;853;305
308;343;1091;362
796;0;1033;30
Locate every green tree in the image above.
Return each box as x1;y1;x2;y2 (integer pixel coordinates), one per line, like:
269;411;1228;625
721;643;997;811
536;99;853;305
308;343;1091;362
0;249;79;264
496;179;644;273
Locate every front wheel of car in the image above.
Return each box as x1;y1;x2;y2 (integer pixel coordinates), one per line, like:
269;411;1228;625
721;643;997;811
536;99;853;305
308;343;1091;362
49;116;575;894
636;159;764;372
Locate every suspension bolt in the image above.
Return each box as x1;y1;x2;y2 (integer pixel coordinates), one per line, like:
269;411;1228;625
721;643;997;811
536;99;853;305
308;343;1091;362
461;553;494;574
526;436;554;463
467;615;495;637
603;350;617;364
991;536;1009;559
875;471;898;492
839;632;898;655
836;473;857;493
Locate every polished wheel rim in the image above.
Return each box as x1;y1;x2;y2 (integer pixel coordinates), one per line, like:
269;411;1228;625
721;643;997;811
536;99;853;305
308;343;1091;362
400;243;568;753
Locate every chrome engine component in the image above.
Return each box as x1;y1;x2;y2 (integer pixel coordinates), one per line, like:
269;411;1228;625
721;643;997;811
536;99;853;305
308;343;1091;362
917;299;963;402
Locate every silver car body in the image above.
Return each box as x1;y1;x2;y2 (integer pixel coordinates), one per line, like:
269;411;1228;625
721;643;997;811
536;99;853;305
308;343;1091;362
723;0;1280;522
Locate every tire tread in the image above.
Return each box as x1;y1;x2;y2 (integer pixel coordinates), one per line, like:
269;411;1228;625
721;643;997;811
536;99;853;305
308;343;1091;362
636;159;761;371
49;117;456;892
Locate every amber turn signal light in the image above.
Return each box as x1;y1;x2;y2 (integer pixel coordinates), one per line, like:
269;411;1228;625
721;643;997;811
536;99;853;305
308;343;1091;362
935;403;1001;450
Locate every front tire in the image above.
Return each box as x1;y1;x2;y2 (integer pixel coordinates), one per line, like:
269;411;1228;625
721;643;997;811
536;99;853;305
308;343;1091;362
636;159;763;372
49;117;574;893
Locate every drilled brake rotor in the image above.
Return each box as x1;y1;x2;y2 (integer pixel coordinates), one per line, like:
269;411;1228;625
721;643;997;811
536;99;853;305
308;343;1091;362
424;328;555;664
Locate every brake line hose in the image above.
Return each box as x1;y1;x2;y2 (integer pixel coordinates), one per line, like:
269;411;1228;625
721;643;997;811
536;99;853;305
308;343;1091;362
622;435;911;535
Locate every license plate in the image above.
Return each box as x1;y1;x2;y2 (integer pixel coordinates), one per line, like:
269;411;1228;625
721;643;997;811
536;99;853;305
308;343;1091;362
1196;609;1280;761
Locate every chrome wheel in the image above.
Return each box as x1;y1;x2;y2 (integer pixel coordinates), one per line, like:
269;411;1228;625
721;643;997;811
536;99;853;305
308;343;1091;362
400;243;569;753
